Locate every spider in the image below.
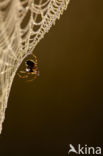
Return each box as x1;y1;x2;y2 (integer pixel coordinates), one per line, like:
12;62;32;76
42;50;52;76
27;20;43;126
18;54;40;81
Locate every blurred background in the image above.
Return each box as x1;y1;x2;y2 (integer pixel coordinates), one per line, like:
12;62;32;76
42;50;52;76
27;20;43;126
0;0;103;155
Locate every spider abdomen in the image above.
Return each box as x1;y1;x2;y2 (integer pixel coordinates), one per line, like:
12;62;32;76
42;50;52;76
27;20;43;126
26;60;35;68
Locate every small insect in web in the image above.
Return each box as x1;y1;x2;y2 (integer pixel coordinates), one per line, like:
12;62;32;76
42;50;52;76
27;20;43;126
18;54;40;81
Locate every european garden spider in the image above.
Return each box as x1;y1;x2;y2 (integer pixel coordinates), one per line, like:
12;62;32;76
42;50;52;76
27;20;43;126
18;54;40;81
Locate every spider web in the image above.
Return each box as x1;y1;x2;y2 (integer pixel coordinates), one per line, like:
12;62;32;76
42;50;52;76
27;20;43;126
0;0;70;133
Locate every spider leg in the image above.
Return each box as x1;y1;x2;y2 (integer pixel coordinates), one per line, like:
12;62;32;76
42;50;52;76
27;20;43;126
27;76;37;82
27;79;35;82
19;71;26;74
17;73;28;79
32;53;38;63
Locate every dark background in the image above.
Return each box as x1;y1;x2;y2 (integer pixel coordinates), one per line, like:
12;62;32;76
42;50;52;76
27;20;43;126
0;0;103;155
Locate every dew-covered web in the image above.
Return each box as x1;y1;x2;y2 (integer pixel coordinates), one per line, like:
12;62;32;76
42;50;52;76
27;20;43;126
0;0;70;133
